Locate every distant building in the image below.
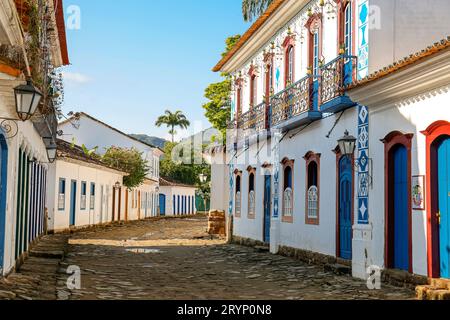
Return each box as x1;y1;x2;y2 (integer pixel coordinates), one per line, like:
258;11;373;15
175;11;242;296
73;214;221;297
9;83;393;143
47;140;127;232
159;177;197;216
58;112;164;222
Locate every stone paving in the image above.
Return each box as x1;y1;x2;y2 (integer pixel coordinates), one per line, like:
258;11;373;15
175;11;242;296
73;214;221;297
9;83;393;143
1;216;416;300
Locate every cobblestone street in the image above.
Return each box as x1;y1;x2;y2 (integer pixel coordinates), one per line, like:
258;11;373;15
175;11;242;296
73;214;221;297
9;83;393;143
1;216;415;300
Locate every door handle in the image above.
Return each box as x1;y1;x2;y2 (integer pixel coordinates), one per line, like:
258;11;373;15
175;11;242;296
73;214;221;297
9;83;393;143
437;212;441;225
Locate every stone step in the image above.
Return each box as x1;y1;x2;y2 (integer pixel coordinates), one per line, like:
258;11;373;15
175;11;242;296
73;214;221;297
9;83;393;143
430;278;450;290
416;285;450;300
324;263;352;276
254;245;270;253
29;249;65;259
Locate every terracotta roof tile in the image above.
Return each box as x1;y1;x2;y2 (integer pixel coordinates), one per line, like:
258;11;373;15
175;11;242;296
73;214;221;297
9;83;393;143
57;139;125;173
159;177;196;188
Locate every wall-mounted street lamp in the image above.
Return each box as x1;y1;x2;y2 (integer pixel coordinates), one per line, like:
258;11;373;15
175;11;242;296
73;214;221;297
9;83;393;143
337;130;357;156
338;130;373;188
43;137;57;163
14;79;43;121
199;173;208;184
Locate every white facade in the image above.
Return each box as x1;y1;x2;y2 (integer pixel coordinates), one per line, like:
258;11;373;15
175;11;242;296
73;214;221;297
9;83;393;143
0;0;68;276
214;0;450;281
159;184;197;216
58;112;161;182
47;157;125;232
57;112;163;221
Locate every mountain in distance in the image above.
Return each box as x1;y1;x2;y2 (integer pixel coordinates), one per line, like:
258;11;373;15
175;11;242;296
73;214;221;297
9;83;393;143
129;134;168;149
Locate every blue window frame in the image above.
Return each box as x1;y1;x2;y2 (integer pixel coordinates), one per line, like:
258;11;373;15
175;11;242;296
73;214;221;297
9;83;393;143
173;195;176;215
313;32;320;75
58;178;66;210
90;183;95;210
177;195;180;215
188;196;191;214
80;181;87;210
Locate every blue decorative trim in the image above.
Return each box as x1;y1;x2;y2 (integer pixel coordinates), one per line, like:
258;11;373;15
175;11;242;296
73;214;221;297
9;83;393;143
358;0;370;80
357;105;369;224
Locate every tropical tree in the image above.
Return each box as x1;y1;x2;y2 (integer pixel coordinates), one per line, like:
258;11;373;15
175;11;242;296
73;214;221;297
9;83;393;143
242;0;273;22
155;110;190;143
202;35;241;141
102;147;149;190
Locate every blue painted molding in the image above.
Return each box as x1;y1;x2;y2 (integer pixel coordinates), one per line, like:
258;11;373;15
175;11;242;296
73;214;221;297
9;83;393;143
357;104;369;224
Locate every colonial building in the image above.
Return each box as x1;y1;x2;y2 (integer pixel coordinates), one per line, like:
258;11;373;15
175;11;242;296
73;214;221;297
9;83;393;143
212;0;450;281
58;112;163;221
159;177;197;216
0;0;69;276
47;140;127;232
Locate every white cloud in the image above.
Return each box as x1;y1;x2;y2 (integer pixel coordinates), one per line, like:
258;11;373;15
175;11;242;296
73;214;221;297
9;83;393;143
63;72;91;84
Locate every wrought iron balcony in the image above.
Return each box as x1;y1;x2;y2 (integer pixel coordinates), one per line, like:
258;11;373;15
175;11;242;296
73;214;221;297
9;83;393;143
270;75;321;130
319;54;357;113
237;102;267;132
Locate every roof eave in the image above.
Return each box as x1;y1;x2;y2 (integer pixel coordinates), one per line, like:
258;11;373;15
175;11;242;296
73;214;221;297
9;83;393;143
213;0;309;74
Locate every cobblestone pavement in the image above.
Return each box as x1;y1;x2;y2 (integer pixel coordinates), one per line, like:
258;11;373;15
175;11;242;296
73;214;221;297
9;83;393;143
52;216;415;300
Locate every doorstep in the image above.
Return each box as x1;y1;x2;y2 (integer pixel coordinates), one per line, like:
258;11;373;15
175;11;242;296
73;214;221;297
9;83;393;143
416;278;450;300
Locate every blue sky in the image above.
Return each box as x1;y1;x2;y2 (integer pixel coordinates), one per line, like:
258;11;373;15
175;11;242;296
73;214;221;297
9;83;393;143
62;0;249;141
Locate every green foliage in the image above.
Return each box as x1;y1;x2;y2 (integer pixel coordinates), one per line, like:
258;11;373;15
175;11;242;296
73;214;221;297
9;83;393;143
160;142;209;186
155;110;190;143
202;35;241;142
81;144;99;157
242;0;274;22
102;147;149;190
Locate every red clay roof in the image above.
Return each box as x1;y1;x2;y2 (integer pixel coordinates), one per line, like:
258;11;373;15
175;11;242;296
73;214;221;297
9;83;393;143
160;177;196;188
348;36;450;89
212;0;287;72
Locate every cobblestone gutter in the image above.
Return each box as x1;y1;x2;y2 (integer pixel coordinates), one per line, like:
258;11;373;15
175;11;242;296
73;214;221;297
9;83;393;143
0;234;69;300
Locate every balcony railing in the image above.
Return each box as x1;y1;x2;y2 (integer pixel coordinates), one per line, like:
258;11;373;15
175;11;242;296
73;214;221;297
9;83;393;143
237;102;266;132
228;55;358;141
320;55;357;106
270;75;314;127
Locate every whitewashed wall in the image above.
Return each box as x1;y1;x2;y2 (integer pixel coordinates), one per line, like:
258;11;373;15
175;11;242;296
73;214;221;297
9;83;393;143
159;186;197;216
210;151;229;212
123;181;159;221
366;89;450;276
0;79;49;275
233;109;359;255
47;158;125;232
58;115;161;182
369;0;450;74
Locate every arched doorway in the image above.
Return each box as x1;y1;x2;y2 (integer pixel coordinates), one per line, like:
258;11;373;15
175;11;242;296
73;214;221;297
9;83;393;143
338;155;353;260
422;121;450;278
383;131;413;272
0;134;8;271
437;137;450;278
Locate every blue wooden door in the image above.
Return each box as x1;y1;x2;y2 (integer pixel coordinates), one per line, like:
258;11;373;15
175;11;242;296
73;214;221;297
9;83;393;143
438;137;450;279
393;145;409;271
159;194;166;216
339;156;353;260
263;175;271;243
70;180;77;226
0;136;8;271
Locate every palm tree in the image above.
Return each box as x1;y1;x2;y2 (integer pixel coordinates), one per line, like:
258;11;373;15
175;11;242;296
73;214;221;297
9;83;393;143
242;0;273;22
155;110;190;143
